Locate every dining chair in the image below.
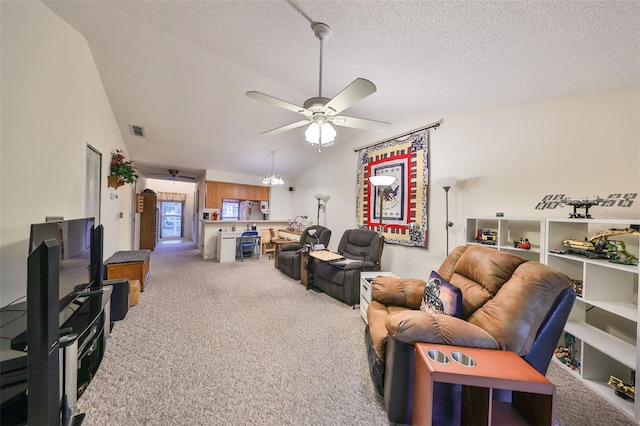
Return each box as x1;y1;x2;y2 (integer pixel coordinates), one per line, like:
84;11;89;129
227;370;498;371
261;228;279;259
238;231;260;261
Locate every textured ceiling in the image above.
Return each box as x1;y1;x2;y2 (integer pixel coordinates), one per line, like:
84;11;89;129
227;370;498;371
43;0;640;181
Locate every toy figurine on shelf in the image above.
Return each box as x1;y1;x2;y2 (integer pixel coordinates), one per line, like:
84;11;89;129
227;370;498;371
571;279;583;297
554;333;580;371
513;238;531;250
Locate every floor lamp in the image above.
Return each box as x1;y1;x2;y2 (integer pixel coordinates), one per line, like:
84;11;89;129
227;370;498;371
436;176;458;254
314;194;329;225
369;175;396;270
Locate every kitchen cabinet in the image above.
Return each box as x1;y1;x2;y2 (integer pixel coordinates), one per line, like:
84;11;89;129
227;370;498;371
205;181;270;209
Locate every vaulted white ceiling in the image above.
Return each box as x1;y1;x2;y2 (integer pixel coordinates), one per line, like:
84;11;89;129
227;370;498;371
43;0;640;182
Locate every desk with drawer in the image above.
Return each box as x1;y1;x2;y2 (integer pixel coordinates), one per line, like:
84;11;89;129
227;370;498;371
216;231;262;263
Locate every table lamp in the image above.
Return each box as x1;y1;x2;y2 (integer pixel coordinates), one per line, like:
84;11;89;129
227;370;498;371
307;228;324;250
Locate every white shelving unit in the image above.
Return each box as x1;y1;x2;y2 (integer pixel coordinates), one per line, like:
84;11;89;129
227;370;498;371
545;218;640;422
465;217;546;262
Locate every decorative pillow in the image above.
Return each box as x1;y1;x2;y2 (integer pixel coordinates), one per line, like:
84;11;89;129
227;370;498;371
419;271;463;318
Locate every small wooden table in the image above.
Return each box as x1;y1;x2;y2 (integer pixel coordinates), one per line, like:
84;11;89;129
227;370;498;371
309;250;343;262
413;343;556;425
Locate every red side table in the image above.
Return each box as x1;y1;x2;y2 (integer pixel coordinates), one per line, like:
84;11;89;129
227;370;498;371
413;343;556;425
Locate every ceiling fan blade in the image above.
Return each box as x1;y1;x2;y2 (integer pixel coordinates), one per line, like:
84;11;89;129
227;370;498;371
324;78;377;115
246;91;311;117
331;115;390;133
261;119;310;136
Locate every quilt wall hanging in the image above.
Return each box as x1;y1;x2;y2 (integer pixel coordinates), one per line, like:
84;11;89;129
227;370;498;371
355;123;437;248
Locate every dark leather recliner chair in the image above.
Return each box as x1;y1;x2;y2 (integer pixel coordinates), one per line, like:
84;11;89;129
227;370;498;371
313;229;383;305
277;225;331;280
365;245;576;424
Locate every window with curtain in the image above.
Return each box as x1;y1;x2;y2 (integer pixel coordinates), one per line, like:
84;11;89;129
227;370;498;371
157;192;187;202
157;192;187;239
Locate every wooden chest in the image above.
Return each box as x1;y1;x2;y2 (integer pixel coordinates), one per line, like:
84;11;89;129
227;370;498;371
104;250;151;291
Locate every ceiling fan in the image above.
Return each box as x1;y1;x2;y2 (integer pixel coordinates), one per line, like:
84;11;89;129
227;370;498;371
148;169;196;181
246;22;390;151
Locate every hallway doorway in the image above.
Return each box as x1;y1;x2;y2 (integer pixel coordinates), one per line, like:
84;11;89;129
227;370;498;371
160;201;183;239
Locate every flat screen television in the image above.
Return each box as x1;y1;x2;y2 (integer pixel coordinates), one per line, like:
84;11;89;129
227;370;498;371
29;218;96;298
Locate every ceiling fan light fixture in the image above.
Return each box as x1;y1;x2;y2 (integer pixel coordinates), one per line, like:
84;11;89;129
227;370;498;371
304;121;336;146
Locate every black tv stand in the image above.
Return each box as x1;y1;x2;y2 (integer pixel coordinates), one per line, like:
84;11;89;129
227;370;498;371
0;282;111;425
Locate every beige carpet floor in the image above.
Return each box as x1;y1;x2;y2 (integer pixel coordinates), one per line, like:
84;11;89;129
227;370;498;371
75;241;636;425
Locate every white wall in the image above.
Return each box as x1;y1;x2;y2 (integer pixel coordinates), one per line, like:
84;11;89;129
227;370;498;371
293;88;640;283
1;2;134;304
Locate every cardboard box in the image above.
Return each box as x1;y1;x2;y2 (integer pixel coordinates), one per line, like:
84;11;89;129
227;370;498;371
129;279;140;306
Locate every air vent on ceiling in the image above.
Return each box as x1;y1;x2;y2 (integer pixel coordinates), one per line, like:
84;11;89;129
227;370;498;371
129;124;145;137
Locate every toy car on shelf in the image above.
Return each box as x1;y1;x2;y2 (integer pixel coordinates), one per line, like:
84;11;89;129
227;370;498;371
549;248;566;255
562;226;640;265
608;375;635;401
513;238;531;250
475;229;497;245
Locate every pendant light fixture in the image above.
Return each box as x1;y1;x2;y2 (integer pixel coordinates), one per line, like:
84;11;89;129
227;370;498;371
262;150;284;186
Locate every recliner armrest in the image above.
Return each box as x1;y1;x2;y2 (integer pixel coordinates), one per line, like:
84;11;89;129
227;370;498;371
280;242;303;252
328;259;363;270
386;309;500;349
372;276;425;309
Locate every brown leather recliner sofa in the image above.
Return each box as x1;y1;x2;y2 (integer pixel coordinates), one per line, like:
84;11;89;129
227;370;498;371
365;245;576;424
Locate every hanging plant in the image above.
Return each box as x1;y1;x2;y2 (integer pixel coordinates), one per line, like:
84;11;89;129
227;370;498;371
110;149;139;184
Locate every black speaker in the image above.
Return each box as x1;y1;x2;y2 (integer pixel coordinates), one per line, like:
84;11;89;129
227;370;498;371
289;186;294;191
103;278;129;321
27;239;60;425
